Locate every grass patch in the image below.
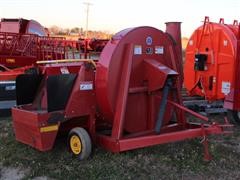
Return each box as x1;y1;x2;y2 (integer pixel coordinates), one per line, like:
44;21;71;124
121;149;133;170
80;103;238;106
1;117;240;179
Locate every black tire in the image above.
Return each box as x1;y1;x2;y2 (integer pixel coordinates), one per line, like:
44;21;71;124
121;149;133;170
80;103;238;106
68;127;92;160
227;110;240;124
231;110;240;124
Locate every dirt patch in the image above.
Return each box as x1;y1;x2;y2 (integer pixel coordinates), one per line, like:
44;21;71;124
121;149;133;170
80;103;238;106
32;176;53;180
0;164;28;180
0;163;52;180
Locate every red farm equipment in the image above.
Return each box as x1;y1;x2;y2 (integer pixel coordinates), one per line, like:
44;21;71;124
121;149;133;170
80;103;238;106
89;38;109;52
0;18;108;116
0;32;79;115
0;18;48;115
0;18;107;68
12;24;231;160
0;18;47;36
184;17;240;123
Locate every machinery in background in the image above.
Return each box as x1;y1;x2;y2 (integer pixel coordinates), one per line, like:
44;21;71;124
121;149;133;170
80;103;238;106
12;24;231;161
0;18;47;36
0;18;47;115
0;18;108;116
89;38;109;52
184;17;240;123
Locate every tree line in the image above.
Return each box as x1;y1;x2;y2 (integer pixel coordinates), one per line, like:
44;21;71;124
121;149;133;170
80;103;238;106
48;25;112;39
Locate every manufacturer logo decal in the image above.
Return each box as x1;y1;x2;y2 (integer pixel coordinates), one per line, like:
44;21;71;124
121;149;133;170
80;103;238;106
146;36;153;45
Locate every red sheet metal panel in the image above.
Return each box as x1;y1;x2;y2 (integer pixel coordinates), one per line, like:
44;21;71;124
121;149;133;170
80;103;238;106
12;106;58;151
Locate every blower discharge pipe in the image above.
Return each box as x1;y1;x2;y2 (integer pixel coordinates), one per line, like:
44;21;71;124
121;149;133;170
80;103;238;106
155;79;173;134
165;22;183;84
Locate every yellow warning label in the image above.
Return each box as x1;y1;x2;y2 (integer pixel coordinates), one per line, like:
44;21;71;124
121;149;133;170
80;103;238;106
40;125;59;133
6;59;15;63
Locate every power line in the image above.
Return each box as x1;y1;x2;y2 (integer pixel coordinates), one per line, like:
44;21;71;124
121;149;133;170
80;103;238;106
83;2;92;38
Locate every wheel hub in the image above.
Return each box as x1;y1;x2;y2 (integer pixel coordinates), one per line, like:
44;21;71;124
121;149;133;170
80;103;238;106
70;135;82;155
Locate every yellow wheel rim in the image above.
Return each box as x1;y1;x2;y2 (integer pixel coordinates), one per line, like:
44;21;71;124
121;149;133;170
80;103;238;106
70;135;82;155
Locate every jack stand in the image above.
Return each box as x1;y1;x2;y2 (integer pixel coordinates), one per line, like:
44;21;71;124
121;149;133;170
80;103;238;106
201;124;212;161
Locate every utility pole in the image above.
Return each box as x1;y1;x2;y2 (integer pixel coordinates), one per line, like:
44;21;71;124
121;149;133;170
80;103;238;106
83;2;92;38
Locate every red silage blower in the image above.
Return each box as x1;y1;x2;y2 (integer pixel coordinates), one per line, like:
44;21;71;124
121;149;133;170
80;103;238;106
12;23;231;160
184;17;240;123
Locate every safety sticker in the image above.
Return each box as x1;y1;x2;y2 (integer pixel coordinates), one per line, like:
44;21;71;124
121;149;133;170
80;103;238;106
60;67;70;74
223;40;228;47
155;46;164;54
80;82;93;90
221;81;231;95
134;45;142;55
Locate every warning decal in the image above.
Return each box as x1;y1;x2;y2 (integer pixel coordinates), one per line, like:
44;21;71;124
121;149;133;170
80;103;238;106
155;46;164;54
221;81;231;95
134;45;142;55
80;82;93;90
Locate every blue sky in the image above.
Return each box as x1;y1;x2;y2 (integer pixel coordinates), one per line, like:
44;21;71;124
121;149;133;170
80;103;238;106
0;0;239;36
